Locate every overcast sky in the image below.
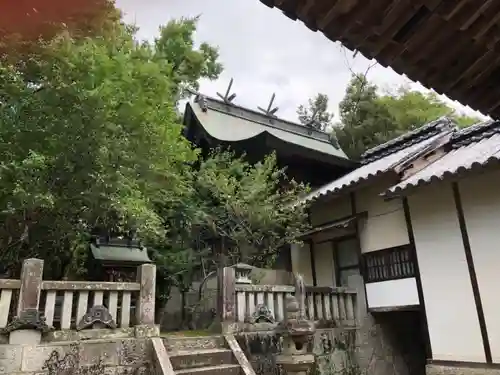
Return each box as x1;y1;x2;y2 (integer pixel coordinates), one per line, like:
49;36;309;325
115;0;486;123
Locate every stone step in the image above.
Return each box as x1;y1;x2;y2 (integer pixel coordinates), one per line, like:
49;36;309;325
163;336;226;352
169;348;235;370
176;364;241;375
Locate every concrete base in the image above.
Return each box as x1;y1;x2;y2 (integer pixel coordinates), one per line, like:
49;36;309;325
9;330;41;345
427;364;500;375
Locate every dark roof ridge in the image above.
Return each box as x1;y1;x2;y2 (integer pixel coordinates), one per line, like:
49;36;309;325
360;117;456;164
451;120;500;148
193;93;331;140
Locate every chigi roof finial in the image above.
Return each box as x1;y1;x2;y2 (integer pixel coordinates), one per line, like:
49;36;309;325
217;78;237;104
258;93;279;117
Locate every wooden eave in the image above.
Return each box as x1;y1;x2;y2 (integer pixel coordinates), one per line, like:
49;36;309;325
260;0;500;119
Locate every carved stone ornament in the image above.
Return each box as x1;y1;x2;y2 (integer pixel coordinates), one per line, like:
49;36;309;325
232;263;254;284
1;308;52;334
246;304;275;324
76;305;117;331
275;274;315;351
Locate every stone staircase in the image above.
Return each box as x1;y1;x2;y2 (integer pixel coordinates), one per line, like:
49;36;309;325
162;335;246;375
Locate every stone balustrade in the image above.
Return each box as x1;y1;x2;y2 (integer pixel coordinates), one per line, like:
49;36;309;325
0;258;156;333
305;286;357;326
220;266;358;333
235;284;295;323
0;278;20;329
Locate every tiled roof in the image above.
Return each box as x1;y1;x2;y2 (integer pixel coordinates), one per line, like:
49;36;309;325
360;117;456;164
302;118;454;202
385;120;500;198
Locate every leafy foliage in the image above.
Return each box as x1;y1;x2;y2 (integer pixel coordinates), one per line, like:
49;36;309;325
156;17;223;100
0;13;309;323
378;85;478;131
331;74;481;160
297;93;334;132
0;20;203;278
193;150;310;268
335;74;396;159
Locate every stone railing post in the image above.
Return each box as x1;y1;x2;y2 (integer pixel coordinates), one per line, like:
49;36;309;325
217;266;236;333
5;258;47;345
17;258;44;315
136;263;156;327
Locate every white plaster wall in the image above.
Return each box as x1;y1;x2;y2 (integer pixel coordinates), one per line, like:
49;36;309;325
291;242;313;285
356;180;410;253
408;182;485;362
308;179;409;255
459;170;500;363
366;278;419;309
313;241;335;287
309;195;352;226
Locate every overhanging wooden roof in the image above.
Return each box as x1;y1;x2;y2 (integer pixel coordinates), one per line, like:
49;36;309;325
260;0;500;119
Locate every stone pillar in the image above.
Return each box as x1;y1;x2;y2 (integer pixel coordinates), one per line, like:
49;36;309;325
7;259;47;345
17;258;44;316
136;263;156;326
217;267;236;333
275;292;316;375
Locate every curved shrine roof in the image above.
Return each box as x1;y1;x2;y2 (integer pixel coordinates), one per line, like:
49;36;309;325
185;95;353;166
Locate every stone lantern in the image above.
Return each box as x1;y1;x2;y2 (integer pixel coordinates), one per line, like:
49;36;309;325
232;263;255;284
275;275;316;375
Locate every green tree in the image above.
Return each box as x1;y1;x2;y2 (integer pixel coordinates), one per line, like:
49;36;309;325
156;17;223;101
152;149;312;323
334;74;396;160
193;150;310;268
0;16;224;278
378;86;479;131
332;74;480;160
297;93;334;131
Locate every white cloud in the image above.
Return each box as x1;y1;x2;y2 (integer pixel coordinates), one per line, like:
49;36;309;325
116;0;488;123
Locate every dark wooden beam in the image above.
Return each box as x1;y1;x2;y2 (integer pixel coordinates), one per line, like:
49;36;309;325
262;0;500;119
402;197;433;360
452;182;492;364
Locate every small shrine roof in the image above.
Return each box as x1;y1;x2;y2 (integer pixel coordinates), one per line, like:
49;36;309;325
90;239;151;264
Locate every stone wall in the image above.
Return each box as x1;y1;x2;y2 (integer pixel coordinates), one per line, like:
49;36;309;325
159;267;293;332
354;311;427;375
0;336;152;375
0;258;158;375
234;329;352;375
229;315;422;375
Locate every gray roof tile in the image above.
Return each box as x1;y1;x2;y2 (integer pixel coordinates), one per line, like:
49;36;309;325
385;120;500;197
303;118;454;201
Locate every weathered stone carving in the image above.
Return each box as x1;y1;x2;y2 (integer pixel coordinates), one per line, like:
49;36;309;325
247;304;275;324
320;332;333;354
77;305;117;330
232;263;254;284
43;343;108;375
275;273;316;375
1;308;51;334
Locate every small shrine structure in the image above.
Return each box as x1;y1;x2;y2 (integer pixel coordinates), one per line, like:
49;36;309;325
87;235;152;282
182;81;357;188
